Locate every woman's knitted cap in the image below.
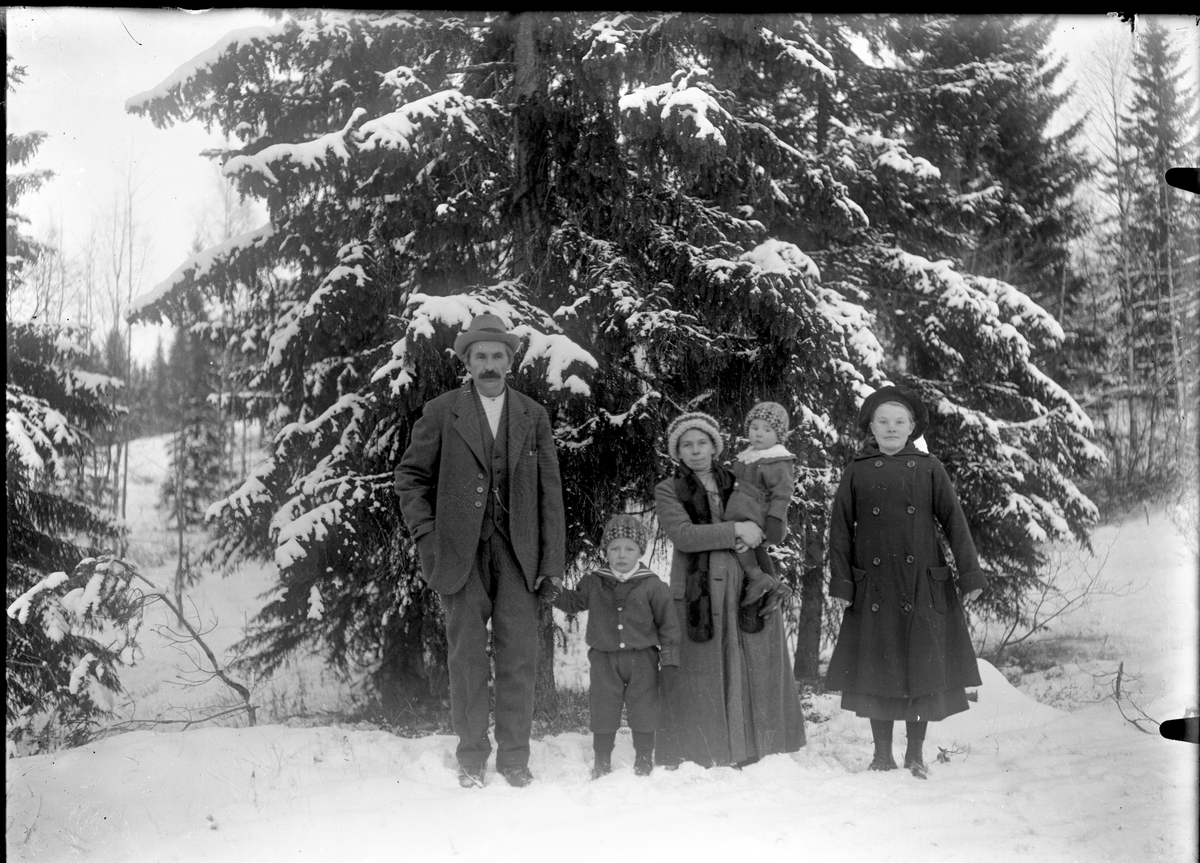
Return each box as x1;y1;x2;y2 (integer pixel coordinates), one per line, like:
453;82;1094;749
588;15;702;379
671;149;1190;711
746;401;789;441
857;385;929;439
601;514;647;553
666;411;724;460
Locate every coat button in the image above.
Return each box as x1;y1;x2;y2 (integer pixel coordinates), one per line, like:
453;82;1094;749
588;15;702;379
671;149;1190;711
906;555;914;564
478;473;485;480
872;507;880;515
617;624;623;630
907;506;915;514
474;501;482;508
872;557;880;565
477;486;484;493
871;603;879;612
874;460;883;467
903;602;912;613
619;643;625;648
907;460;915;468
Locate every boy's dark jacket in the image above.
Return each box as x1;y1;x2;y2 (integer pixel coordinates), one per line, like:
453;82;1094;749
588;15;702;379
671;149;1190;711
553;565;681;667
826;441;988;699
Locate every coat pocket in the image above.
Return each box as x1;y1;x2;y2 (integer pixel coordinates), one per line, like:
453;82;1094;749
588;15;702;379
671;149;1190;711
851;567;868;613
416;533;436;583
928;566;951;614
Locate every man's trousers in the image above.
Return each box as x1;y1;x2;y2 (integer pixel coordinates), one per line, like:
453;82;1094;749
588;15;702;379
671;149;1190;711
440;532;540;771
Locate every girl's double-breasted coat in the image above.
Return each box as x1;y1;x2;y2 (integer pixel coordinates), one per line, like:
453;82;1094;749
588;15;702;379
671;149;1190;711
825;442;988;711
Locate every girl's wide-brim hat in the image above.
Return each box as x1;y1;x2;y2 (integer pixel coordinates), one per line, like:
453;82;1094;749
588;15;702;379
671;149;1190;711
857;385;929;439
453;313;521;359
666;411;725;460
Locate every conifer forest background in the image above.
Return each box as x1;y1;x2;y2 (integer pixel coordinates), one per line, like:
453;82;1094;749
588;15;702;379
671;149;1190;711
6;12;1198;751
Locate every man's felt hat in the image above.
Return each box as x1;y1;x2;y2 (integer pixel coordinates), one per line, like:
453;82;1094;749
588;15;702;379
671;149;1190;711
857;385;929;440
453;313;521;359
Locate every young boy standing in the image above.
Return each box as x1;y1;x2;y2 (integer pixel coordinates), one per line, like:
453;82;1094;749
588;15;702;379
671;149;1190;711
553;514;681;778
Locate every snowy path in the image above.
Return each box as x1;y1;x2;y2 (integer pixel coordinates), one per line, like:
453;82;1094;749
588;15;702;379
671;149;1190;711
6;437;1197;861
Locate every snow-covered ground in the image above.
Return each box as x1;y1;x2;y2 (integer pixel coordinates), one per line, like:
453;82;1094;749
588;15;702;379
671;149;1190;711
6;435;1198;862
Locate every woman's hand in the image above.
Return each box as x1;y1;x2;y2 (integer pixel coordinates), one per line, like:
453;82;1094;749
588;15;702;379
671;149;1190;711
733;521;764;549
832;597;851;608
963;589;982;603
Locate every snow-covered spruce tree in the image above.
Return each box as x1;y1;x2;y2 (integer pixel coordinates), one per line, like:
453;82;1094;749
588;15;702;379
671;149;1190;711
6;59;139;750
124;13;1101;708
872;16;1092;310
791;18;1106;630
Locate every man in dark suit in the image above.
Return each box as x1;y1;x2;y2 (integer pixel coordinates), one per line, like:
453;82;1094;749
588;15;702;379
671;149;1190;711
395;313;565;788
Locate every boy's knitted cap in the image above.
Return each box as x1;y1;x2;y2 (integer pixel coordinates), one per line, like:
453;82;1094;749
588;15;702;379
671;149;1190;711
857;385;929;439
746;401;789;441
666;411;724;460
601;514;647;553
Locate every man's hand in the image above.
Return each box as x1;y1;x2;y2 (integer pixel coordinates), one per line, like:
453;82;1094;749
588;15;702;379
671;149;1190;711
535;576;562;604
659;665;679;695
963;588;982;603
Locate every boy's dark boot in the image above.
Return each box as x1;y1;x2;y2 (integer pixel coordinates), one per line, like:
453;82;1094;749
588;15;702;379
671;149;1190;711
592;731;616;779
905;721;929;779
633;731;655;776
868;719;897;771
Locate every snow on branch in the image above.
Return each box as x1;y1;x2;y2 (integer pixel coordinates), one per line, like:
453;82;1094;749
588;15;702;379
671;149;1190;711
225;109;367;184
274;500;345;569
740;239;821;281
125;25;287;112
128;223;276;322
757;27;835;82
374;292;596;396
6;570;70;624
357;90;483;152
513;327;598;395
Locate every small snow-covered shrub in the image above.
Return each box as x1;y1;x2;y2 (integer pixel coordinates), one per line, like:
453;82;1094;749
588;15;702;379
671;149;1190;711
6;555;145;754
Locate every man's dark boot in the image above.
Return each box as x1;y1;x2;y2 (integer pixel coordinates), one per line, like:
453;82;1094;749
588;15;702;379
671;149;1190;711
458;763;485;788
497;765;534;787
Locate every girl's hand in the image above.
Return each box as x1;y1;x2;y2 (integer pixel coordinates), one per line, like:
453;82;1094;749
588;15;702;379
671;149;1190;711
963;589;982;602
733;539;749;554
733;521;764;548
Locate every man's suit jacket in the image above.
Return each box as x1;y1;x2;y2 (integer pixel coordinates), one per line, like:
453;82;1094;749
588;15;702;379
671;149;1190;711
395;382;566;595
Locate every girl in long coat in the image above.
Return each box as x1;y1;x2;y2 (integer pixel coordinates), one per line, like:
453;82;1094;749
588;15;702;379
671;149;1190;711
654;411;806;768
826;386;987;778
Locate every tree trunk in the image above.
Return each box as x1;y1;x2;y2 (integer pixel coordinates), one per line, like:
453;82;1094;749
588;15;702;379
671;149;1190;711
793;519;826;684
511;11;557;714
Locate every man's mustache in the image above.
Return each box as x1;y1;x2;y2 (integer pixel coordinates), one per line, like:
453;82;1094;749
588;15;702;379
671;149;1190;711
479;371;502;379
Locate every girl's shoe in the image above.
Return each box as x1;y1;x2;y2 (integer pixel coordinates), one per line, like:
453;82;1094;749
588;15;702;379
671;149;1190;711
868;753;898;771
905;754;929;779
